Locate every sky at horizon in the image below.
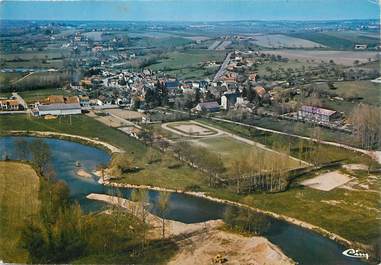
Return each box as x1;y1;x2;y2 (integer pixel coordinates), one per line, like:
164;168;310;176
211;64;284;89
0;0;379;22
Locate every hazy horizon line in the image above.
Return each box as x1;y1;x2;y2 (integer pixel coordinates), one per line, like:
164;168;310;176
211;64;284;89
1;18;379;23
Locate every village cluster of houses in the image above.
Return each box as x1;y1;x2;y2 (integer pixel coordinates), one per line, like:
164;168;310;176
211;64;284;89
1;48;342;127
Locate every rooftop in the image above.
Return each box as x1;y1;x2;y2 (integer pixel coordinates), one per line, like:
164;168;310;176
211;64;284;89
301;105;337;116
38;103;81;111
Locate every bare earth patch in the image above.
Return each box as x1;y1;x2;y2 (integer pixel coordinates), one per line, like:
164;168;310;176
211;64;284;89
174;124;214;135
168;229;293;265
107;109;144;120
301;171;352;191
343;164;368;171
76;168;92;179
87;193;293;265
90;114;128;128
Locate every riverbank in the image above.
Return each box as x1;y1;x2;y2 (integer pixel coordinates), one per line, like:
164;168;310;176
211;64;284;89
87;193;295;265
3;130;124;154
100;178;370;252
0;131;374;258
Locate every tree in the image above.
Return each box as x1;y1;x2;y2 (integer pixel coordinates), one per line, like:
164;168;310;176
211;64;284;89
158;191;171;239
21;181;86;264
194;88;201;104
231;156;249;194
349;104;381;150
311;126;322;166
109;153;134;176
20;222;47;264
131;189;149;247
223;207;271;235
29;139;51;175
139;128;154;146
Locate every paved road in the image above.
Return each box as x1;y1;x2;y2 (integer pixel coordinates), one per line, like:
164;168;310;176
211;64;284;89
0;110;29;114
213;52;232;82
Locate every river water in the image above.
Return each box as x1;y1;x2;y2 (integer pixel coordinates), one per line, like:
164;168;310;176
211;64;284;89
0;136;368;265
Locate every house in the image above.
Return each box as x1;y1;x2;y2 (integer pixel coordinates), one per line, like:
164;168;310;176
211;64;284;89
92;45;103;53
165;80;180;90
298;105;339;123
195;101;220;112
221;92;240;110
222;72;237;83
36;103;82;116
248;73;257;82
79;95;90;108
254;86;266;98
0;99;21;111
354;44;367;50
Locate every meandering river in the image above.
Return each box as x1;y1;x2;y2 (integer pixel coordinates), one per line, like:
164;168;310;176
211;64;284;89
0;136;368;265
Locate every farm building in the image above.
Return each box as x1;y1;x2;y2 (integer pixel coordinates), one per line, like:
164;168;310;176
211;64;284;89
36;103;82;116
0;98;22;111
195;101;220;112
39;95;79;105
298;105;339;123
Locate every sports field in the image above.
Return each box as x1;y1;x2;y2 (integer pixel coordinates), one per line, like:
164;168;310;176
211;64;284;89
166;122;218;136
162;120;305;173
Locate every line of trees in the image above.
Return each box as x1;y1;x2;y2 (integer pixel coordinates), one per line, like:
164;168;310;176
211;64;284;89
349;103;381;151
230;147;292;193
1;71;71;92
223;206;271;236
172;141;225;186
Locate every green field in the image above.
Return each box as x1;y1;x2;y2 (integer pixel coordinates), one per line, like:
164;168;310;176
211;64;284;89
0;114;209;190
198;118;376;166
0;72;25;90
328;80;380;106
310;80;381;116
0;161;40;263
195;135;302;172
0;49;70;69
18;88;72;103
0;114;146;156
209;180;381;246
256;59;318;77
148;49;226;79
130;36;192;49
288;31;379;50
